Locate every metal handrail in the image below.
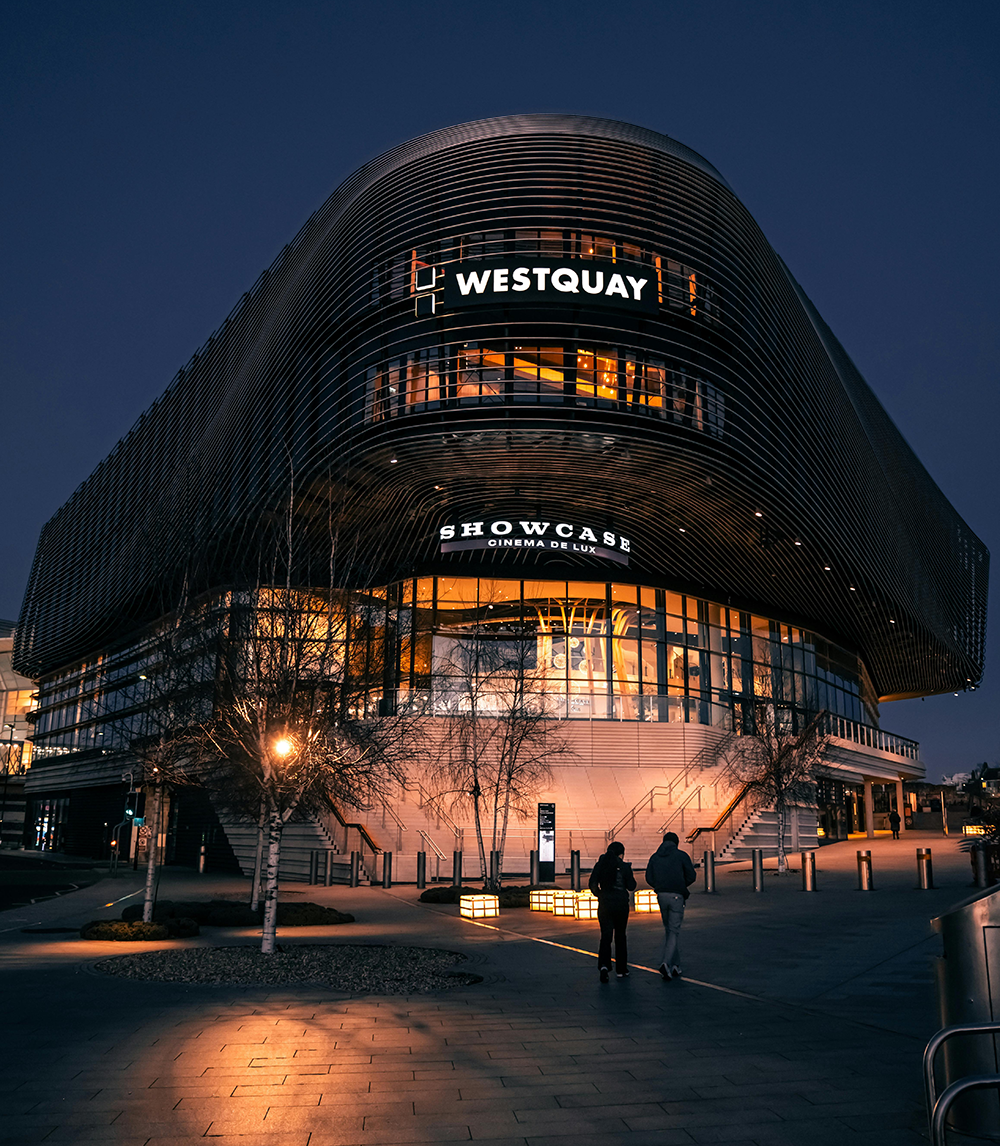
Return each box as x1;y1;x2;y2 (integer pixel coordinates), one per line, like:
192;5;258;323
405;779;464;841
688;784;751;841
659;785;704;834
418;829;447;861
606;764;707;842
931;1076;1000;1145
923;1021;1000;1143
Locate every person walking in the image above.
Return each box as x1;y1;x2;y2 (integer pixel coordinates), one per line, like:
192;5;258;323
589;840;636;982
645;831;697;980
888;809;901;839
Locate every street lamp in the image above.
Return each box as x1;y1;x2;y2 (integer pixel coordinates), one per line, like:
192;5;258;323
1;723;15;849
273;737;294;758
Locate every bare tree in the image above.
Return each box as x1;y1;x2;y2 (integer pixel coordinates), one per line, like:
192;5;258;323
716;697;826;873
102;584;217;921
430;613;571;890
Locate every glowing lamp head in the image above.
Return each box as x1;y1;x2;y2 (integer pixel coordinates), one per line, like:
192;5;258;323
273;737;294;758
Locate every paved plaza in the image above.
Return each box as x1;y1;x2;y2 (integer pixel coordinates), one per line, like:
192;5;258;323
0;833;983;1144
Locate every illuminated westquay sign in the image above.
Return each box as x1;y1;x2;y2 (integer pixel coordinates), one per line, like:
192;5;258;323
434;258;657;315
439;518;631;565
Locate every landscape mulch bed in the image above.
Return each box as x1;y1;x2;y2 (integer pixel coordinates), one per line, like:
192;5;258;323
92;943;481;992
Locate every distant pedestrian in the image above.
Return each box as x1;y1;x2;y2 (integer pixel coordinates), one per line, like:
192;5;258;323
645;832;697;980
589;841;636;982
888;810;901;839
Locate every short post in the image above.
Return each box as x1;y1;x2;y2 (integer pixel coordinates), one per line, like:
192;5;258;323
349;850;360;888
198;834;207;874
857;849;874;891
916;847;934;889
382;851;393;889
452;850;463;887
752;848;764;892
801;849;817;892
309;850;318;885
570;850;581;891
416;850;427;889
529;849;540;885
974;845;990;888
325;849;335;887
703;849;716;893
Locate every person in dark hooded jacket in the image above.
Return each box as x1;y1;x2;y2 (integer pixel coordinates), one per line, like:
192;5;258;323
645;832;697;979
588;840;636;981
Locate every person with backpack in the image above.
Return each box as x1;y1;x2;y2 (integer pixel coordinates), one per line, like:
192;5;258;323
588;840;637;981
645;831;697;980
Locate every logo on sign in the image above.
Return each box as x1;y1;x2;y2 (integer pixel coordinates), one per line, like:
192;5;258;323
439;518;631;566
434;258;658;315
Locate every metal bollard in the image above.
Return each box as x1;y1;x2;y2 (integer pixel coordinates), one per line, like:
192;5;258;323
857;849;874;890
349;850;360;888
570;850;581;891
198;836;207;874
529;849;540;885
452;850;463;887
325;850;335;887
309;850;319;885
703;849;716;893
416;851;426;889
974;845;990;888
382;851;393;888
801;850;817;891
489;850;501;885
752;848;764;892
917;847;934;889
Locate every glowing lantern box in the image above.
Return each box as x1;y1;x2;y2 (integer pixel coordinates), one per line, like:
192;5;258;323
574;890;599;920
633;889;658;913
529;889;555;912
459;894;499;919
551;890;578;917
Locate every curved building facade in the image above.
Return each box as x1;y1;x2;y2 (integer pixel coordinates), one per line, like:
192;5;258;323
15;115;987;865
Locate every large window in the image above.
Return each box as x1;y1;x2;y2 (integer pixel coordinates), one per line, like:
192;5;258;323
365;342;725;436
389;576;877;729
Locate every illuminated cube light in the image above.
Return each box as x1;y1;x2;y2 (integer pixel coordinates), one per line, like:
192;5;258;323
963;824;986;836
551;890;578;917
633;888;658;913
529;889;555;912
459;894;500;919
574;890;599;919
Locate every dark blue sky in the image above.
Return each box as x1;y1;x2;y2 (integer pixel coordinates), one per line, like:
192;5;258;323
3;1;997;779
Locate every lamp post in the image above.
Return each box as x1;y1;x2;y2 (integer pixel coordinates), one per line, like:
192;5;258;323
0;722;15;848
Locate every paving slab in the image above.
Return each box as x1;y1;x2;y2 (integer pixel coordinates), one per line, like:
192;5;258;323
0;833;985;1143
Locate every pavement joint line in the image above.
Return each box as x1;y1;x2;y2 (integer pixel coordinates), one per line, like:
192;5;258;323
808;930;940;1000
388;891;767;1002
387;890;930;1039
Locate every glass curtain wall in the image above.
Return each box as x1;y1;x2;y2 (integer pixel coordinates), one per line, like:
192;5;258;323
392;576;875;729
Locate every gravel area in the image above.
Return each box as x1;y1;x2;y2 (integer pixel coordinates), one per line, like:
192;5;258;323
92;944;481;992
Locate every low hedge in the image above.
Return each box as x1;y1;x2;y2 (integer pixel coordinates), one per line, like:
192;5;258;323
121;899;353;927
419;884;533;908
79;919;198;941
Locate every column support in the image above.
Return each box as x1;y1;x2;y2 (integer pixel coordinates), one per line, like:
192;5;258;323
863;778;876;839
895;778;906;831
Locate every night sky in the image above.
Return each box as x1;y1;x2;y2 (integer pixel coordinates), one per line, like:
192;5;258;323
3;1;997;780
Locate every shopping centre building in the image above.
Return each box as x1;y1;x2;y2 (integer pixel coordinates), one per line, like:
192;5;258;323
13;115;988;876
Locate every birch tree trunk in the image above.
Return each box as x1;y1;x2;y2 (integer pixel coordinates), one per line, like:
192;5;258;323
249;798;266;911
260;811;284;954
142;785;160;923
775;802;787;874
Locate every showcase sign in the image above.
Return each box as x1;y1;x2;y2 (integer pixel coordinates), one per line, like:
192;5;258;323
439;517;631;566
437;258;657;315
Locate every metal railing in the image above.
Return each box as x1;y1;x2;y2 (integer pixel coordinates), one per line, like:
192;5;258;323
687;784;753;856
659;785;706;836
923;1021;1000;1144
821;712;920;760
